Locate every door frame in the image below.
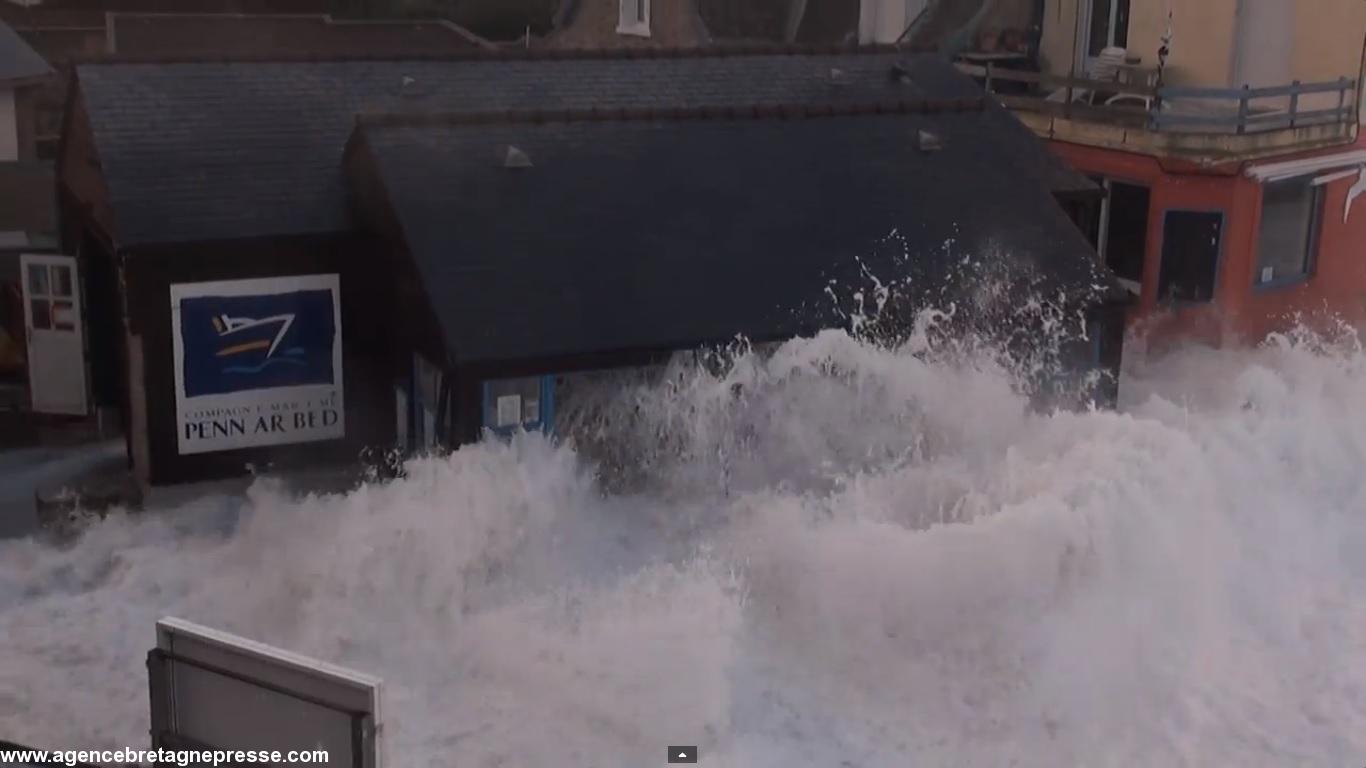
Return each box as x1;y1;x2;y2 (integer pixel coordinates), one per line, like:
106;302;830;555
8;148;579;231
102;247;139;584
1091;175;1152;296
1157;208;1228;306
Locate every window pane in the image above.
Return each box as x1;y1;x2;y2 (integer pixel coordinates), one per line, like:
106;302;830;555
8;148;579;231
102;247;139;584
1256;180;1319;284
51;300;75;331
1113;0;1130;49
30;298;51;330
27;263;48;297
486;377;542;428
1089;0;1130;56
495;395;522;427
1159;211;1222;303
51;265;73;298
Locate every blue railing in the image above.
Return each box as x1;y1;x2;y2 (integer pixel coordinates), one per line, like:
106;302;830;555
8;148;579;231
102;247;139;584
956;61;1359;136
1150;77;1358;134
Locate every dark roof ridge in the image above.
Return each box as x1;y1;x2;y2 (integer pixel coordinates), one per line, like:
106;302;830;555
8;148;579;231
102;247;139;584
355;99;986;129
71;41;936;66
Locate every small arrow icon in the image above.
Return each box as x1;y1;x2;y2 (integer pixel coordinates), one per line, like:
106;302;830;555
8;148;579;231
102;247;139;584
667;745;698;763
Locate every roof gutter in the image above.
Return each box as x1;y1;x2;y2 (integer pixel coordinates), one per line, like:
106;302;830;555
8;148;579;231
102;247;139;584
1244;149;1366;183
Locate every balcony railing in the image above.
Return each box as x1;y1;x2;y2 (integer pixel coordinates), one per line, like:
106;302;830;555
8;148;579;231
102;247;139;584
955;62;1359;136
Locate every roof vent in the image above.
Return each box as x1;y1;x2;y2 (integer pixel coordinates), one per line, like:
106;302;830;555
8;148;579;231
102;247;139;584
916;130;942;152
829;67;849;85
502;145;533;169
399;75;429;98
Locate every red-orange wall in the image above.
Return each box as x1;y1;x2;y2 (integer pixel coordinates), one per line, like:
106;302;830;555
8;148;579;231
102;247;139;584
1049;139;1366;348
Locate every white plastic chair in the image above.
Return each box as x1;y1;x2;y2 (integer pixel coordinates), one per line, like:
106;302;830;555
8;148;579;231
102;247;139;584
1047;46;1129;105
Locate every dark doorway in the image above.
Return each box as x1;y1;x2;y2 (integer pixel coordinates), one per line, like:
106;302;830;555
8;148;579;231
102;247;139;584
1083;177;1149;292
80;232;126;418
1158;210;1223;303
1102;181;1150;287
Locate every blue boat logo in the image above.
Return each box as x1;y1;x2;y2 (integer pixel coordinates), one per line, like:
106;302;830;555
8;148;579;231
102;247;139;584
211;313;307;375
180;286;337;398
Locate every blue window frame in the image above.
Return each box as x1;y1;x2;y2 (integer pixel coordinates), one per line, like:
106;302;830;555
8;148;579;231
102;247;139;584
1255;178;1324;290
482;376;556;436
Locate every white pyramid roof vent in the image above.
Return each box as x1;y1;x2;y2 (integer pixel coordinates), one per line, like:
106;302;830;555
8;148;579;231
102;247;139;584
502;145;533;169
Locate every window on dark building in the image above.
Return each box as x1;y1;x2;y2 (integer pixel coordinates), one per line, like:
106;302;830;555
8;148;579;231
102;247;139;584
1158;211;1222;303
35;97;64;162
484;377;544;431
1255;178;1323;286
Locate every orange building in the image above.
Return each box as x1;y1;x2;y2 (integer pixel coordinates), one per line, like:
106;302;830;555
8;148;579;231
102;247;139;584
955;0;1366;348
1051;136;1366;347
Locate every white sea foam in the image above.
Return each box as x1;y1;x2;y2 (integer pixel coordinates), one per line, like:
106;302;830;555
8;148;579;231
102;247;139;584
3;327;1366;766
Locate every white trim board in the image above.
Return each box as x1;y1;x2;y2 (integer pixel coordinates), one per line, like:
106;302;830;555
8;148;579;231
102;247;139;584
1245;149;1366;183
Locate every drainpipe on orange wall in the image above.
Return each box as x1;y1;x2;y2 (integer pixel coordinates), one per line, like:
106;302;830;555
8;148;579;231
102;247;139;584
1356;30;1365;133
1068;0;1080;80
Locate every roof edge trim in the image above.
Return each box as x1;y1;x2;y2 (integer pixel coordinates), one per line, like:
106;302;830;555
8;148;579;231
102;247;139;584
69;41;936;66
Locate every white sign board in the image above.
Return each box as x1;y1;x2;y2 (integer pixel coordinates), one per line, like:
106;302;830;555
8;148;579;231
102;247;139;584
170;275;345;455
151;617;383;768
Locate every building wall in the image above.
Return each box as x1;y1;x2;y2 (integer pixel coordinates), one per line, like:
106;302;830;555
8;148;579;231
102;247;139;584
57;86;117;239
13;84;39;161
697;0;801;42
1039;0;1363;89
1039;0;1238;87
1231;0;1293;89
121;237;398;485
0;161;56;233
859;0;924;44
107;15;487;57
1050;139;1366;349
1291;0;1366;86
549;0;709;48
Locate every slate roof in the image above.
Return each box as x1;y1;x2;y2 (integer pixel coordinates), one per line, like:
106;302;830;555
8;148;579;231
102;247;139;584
347;104;1122;366
73;49;1094;246
0;18;51;84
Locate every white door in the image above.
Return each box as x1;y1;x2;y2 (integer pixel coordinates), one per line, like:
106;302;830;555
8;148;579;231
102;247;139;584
21;253;88;415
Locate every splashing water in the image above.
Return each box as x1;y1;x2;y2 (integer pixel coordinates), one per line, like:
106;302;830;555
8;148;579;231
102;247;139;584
2;326;1366;767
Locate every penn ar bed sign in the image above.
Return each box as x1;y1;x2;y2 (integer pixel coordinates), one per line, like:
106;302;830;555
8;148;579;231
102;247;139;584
170;275;345;455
